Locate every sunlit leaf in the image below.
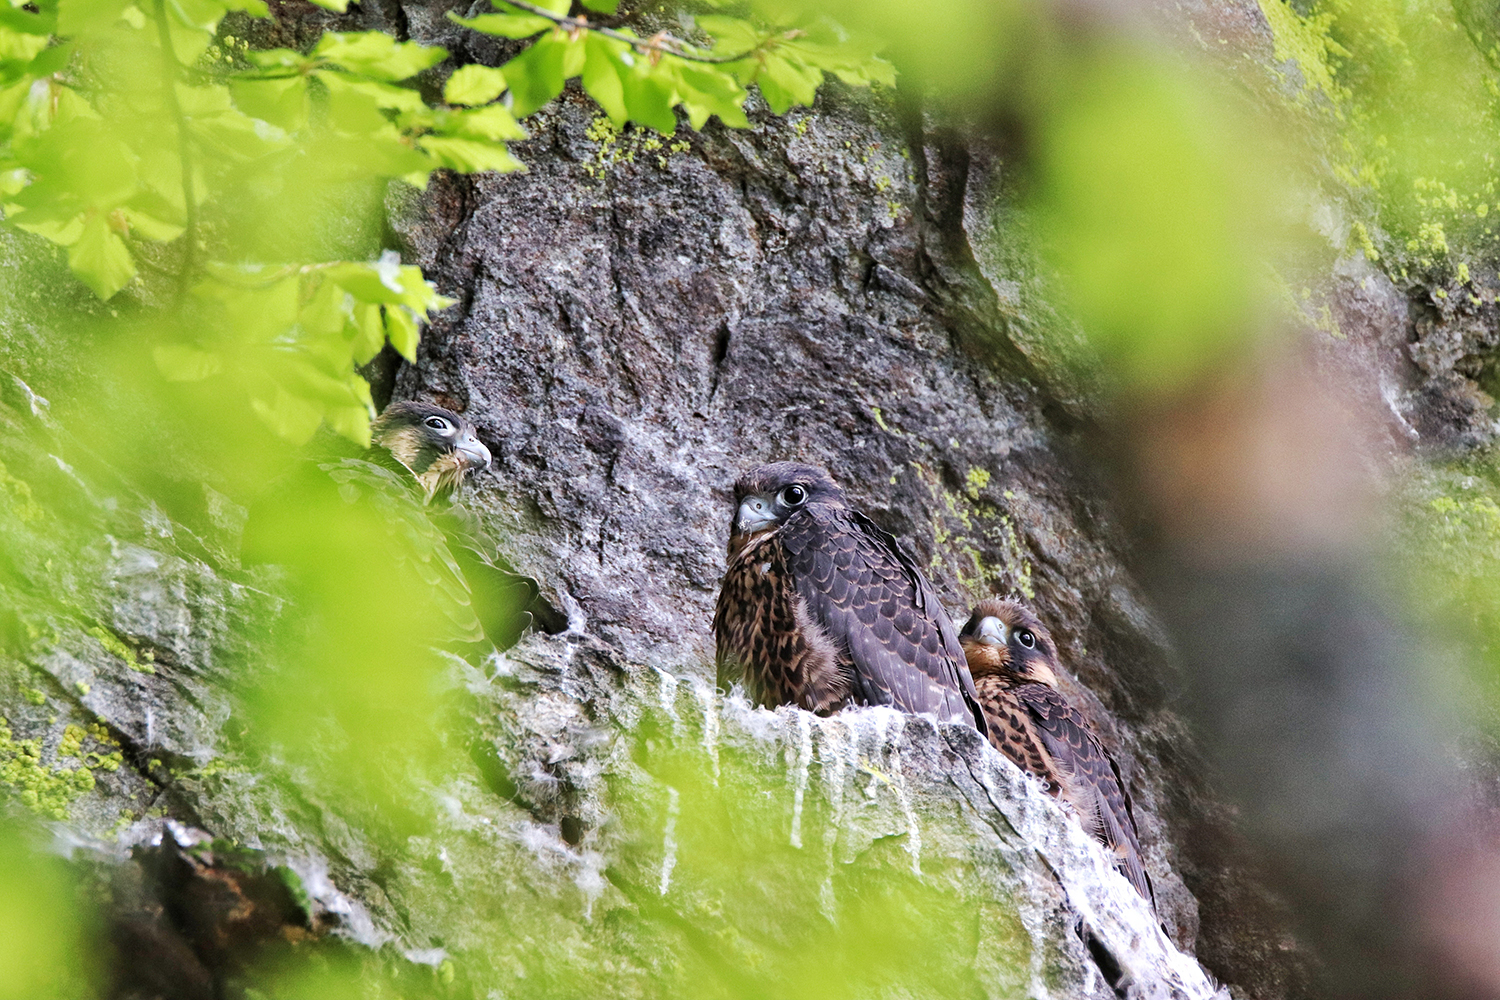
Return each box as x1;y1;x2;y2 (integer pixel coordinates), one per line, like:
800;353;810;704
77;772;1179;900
579;0;617;12
55;0;131;36
153;343;224;380
312;31;448;81
229;75;309;130
622;67;676;133
502;32;567;116
384;304;420;361
67;211;135;299
448;104;526;141
419;135;524;173
444;63;507;105
251;388;324;443
447;10;551;38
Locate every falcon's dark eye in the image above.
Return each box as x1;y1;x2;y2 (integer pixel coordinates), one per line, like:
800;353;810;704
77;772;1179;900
424;416;452;433
1017;630;1036;649
780;484;807;507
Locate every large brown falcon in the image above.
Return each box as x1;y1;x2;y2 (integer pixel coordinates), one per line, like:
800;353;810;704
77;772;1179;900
713;462;987;733
959;598;1152;903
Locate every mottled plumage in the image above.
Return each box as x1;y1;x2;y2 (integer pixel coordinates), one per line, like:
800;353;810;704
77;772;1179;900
959;598;1152;903
714;462;987;733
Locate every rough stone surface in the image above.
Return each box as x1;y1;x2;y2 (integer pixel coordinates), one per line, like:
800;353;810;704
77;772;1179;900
3;0;1498;998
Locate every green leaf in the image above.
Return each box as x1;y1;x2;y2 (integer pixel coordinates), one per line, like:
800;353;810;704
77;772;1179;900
697;15;761;54
306;0;347;10
499;0;565;13
153;344;224;381
167;0;224;33
229;75;310;130
448;104;526;140
578;0;617;11
444;64;507;105
68;212;135;299
447;10;550;39
245;47;307;69
56;0;130;36
384;305;419;361
756;53;820;114
317;71;426;113
251;388;324;444
676;63;748;129
621;67;675;133
419;135;524;173
312;31;448;82
121;206;185;241
502;33;567;117
580;35;626;123
349;302;386;364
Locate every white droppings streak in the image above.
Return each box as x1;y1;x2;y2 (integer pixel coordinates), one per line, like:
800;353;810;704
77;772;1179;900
884;714;922;876
655;668;681;735
658;785;680;895
788;711;813;849
693;681;720;781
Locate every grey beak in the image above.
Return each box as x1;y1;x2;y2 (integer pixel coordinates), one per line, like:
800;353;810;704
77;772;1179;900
457;436;492;471
736;494;778;534
976;616;1008;647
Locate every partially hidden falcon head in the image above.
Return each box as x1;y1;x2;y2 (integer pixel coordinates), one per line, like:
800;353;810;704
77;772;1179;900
371;400;491;503
958;598;1060;688
727;462;843;559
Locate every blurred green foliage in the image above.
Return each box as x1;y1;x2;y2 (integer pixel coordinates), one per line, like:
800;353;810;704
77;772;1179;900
0;823;94;999
0;0;888;448
1260;0;1500;273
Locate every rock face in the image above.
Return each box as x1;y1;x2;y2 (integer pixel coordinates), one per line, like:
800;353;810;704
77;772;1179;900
4;1;1496;999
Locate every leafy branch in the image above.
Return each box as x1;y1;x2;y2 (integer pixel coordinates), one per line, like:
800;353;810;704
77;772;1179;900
0;0;890;446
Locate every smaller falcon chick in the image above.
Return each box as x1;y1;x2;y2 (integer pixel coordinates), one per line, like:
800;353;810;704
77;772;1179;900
959;598;1153;904
371;400;492;503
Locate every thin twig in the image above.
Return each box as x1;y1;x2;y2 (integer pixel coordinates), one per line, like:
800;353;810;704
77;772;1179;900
152;0;199;299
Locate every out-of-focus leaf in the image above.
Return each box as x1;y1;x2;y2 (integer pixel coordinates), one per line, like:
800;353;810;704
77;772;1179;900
448;104;526;140
55;0;131;36
697;14;761;53
622;67;676;133
312;31;448;81
579;0;617;13
419;134;524;173
757;52;820;113
229;74;310;130
581;33;628;123
444;63;507;105
384;304;419;360
154;343;224;380
67;211;134;299
447;10;551;39
502;32;568;116
251;387;324;443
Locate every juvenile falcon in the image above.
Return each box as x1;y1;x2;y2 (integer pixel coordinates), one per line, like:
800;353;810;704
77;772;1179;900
959;598;1152;903
713;462;987;733
243;400;542;651
367;400;543;649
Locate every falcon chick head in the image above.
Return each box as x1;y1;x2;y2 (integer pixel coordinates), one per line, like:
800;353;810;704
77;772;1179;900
371;400;491;502
728;462;842;555
958;598;1060;688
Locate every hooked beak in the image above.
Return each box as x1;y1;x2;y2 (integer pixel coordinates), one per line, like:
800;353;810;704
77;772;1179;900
975;616;1008;647
456;435;492;471
736;493;778;534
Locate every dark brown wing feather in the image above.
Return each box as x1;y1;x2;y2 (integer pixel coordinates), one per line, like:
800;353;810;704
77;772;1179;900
714;532;850;713
777;506;986;729
1013;682;1153;903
